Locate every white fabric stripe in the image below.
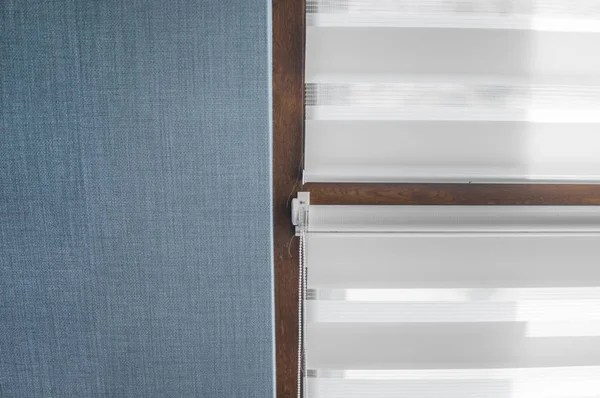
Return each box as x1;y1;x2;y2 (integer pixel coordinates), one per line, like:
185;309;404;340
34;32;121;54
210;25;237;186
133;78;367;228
306;29;600;77
307;302;600;324
306;81;600;108
306;234;600;289
307;367;600;398
306;74;600;85
307;14;600;32
308;232;600;238
308;287;600;302
306;322;600;368
307;0;600;17
304;120;600;184
307;107;600;122
303;169;600;184
307;289;600;327
307;0;600;33
306;374;600;398
310;366;600;379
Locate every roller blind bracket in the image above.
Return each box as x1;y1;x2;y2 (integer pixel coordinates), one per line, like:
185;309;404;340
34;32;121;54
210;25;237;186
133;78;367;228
291;192;310;236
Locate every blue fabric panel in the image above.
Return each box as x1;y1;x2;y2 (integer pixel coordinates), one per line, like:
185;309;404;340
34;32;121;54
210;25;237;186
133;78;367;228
1;0;274;397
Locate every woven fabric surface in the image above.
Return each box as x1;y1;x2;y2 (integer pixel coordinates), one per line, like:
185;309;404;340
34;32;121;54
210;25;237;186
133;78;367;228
1;1;274;396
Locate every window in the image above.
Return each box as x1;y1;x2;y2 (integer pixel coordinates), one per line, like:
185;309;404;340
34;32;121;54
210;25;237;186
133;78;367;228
305;0;600;183
273;1;600;396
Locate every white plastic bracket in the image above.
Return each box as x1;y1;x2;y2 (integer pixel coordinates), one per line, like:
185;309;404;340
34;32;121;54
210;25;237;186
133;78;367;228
291;192;310;236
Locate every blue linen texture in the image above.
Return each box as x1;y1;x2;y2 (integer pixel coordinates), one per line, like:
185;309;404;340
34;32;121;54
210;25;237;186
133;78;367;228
1;1;275;396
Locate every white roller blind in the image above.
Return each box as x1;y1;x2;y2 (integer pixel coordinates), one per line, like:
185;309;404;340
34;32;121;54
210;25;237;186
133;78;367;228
303;204;600;398
305;0;600;183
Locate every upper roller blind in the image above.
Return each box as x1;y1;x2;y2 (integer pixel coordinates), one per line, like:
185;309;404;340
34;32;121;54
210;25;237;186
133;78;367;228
304;204;600;398
304;0;600;183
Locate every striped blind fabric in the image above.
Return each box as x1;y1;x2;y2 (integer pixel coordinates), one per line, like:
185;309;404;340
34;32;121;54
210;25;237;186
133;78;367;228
304;204;600;397
305;0;600;183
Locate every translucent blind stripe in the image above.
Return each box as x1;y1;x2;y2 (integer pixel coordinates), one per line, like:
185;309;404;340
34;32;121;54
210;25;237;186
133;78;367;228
307;287;600;323
307;0;600;31
309;367;600;380
307;323;600;368
309;302;600;324
306;81;600;122
306;82;600;109
307;0;600;17
304;121;600;183
306;367;600;398
308;15;600;32
306;29;600;77
309;287;600;301
307;234;600;289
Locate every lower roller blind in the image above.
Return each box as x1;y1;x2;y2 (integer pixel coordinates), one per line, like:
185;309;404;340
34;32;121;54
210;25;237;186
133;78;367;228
304;205;600;398
305;0;600;183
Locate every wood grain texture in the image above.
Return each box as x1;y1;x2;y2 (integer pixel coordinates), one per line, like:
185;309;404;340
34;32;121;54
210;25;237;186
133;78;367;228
273;0;304;396
305;184;600;205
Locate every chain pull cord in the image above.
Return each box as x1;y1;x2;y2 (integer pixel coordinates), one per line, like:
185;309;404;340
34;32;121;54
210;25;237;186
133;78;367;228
297;206;308;398
301;224;307;396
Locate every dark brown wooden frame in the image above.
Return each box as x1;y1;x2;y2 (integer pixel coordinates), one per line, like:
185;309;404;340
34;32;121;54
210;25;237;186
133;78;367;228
273;1;600;395
273;0;305;396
